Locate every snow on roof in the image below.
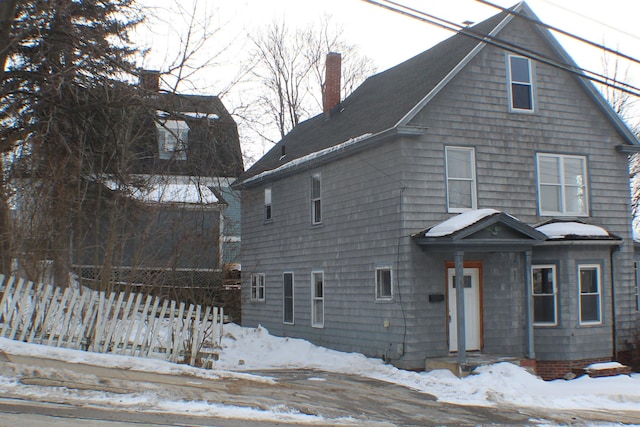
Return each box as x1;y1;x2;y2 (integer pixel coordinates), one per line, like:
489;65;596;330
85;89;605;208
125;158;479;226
535;222;609;239
106;181;218;204
425;209;500;237
244;133;373;184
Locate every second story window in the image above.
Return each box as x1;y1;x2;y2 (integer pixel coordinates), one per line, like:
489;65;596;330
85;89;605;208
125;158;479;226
157;119;189;160
508;55;533;111
264;188;272;221
445;146;477;212
311;174;322;224
537;153;588;216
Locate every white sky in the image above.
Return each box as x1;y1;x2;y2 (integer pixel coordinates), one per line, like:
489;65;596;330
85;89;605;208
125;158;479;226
2;323;640;425
134;0;640;160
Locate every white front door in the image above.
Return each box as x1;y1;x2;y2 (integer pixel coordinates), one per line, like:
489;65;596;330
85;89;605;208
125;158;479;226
448;267;481;352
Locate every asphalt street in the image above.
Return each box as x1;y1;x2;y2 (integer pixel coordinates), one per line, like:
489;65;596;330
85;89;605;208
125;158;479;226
0;352;638;426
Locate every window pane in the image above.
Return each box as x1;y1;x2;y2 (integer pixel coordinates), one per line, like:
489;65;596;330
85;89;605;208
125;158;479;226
447;150;472;179
581;294;600;322
311;176;321;198
284;299;294;323
534;295;555;323
564;186;585;214
313;273;323;297
533;267;554;294
264;188;272;204
538;157;560;184
377;269;392;298
512;83;532;109
510;56;530;82
313;300;324;324
313;199;322;223
540;185;561;212
580;268;598;293
448;180;472;209
563;158;585;185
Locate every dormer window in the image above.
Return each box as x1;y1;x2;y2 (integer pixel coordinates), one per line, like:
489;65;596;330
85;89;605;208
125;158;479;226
157;119;189;160
508;55;534;111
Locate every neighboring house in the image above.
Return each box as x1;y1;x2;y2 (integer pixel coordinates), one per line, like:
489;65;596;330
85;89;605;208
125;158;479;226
72;72;243;315
234;2;640;379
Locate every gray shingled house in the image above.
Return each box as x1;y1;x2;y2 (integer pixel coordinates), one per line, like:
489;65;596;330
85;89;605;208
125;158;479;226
234;2;640;379
72;72;243;313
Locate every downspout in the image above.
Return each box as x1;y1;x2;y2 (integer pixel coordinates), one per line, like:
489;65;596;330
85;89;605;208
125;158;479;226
524;250;535;359
610;244;621;360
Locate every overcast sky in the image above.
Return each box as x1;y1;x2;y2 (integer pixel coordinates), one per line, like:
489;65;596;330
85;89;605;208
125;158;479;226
135;0;640;159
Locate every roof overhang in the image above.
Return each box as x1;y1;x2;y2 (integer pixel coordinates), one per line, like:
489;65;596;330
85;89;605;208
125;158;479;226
412;210;546;252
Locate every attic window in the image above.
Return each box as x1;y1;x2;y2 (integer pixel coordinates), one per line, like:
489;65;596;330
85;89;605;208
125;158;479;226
157;119;189;160
508;55;534;111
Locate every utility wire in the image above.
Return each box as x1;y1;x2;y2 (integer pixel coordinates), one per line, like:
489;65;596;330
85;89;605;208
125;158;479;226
362;0;640;97
477;0;640;67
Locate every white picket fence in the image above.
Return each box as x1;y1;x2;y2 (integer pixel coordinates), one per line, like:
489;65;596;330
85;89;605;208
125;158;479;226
0;274;223;366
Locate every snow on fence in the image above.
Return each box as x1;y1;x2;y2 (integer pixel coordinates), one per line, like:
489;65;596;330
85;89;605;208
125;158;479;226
0;274;223;367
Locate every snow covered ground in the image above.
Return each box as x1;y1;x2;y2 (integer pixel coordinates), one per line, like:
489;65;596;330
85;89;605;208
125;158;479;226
1;323;640;425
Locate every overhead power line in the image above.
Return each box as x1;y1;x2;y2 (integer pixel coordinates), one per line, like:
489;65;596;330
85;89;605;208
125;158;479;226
476;0;640;67
361;0;640;98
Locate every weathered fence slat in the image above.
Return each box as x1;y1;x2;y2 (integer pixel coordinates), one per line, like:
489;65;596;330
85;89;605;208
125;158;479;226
0;275;223;367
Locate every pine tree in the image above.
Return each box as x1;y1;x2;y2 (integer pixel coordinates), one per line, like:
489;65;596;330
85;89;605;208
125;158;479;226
1;0;142;286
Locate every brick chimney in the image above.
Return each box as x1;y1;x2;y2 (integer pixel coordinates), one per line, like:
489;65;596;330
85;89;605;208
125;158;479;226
323;52;341;114
139;69;160;92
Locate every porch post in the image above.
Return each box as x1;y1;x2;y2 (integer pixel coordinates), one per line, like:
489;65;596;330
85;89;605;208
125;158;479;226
454;250;466;364
524;250;535;359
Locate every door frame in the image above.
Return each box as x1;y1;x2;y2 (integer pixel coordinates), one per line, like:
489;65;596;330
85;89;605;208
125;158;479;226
445;260;484;352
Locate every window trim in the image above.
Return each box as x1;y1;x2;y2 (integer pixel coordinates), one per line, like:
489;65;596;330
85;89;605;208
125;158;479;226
157;119;189;160
311;174;322;225
311;270;324;328
250;273;265;302
375;266;393;301
507;54;534;112
283;272;294;325
445;146;477;213
536;153;589;217
532;264;558;326
578;264;602;325
264;188;272;222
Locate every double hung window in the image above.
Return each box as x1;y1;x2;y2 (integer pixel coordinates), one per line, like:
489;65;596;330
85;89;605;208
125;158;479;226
508;55;534;111
250;273;265;302
283;272;294;324
264;188;272;221
157;119;189;160
579;265;601;324
537;153;588;216
532;265;557;325
311;271;324;327
311;175;322;224
445;146;477;212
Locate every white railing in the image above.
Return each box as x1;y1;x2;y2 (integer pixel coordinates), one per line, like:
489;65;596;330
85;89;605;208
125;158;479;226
0;274;223;367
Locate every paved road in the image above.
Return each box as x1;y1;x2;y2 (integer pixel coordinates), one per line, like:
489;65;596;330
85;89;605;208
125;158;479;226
0;353;638;426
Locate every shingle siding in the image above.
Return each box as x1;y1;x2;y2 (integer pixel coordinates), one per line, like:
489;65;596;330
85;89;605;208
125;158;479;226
239;4;638;374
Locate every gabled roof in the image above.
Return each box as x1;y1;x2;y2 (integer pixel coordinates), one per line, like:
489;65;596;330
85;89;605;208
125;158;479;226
412;209;547;250
236;1;639;186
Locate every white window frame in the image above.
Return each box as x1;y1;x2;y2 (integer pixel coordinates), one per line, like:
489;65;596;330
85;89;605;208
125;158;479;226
157;119;189;160
250;273;265;302
445;146;477;213
311;174;322;225
532;264;557;326
635;261;640;311
375;267;393;301
264;188;272;222
283;272;294;324
311;271;324;328
508;54;534;112
536;153;589;216
579;264;602;325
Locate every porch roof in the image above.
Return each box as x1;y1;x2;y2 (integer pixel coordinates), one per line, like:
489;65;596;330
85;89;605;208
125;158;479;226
412;210;623;251
412;209;546;251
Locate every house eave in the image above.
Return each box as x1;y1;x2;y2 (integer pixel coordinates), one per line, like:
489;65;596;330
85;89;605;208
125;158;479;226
538;238;623;247
235;126;424;189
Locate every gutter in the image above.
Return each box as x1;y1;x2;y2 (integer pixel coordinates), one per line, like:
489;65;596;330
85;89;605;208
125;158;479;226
235;126;425;189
